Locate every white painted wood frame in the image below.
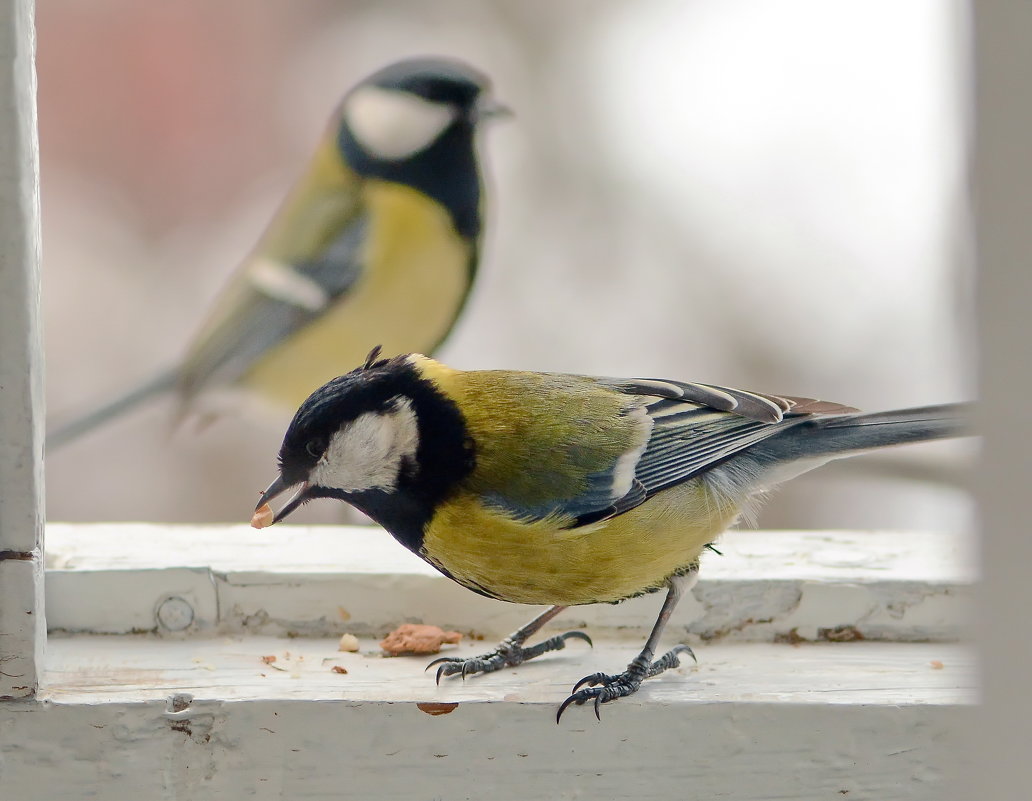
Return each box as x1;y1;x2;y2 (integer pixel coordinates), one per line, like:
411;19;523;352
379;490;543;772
0;0;42;701
21;526;980;800
970;2;1032;799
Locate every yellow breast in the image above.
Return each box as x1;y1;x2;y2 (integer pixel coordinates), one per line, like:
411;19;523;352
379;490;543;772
244;181;473;407
421;480;742;606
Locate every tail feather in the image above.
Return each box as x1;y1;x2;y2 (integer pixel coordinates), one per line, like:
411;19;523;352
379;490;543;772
47;368;179;451
754;402;972;464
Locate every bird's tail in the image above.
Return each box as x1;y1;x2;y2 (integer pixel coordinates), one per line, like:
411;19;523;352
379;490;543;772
47;367;179;451
752;402;973;465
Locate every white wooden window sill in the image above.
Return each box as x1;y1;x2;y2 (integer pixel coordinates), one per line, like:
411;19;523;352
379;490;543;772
43;525;972;642
2;526;974;799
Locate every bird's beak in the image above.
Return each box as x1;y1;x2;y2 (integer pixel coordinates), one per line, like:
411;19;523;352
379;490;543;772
474;95;513;123
255;475;312;525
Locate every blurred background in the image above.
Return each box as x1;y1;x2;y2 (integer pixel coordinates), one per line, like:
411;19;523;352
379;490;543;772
41;0;974;530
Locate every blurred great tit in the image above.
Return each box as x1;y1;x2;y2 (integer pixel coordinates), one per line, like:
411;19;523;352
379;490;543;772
49;57;507;449
254;350;970;720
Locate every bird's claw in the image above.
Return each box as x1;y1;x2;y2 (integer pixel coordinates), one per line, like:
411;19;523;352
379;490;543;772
556;672;643;722
555;644;696;723
571;671;613;694
426;630;592;683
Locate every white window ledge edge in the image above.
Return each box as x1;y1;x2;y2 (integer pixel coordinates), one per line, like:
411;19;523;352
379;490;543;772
43;524;974;643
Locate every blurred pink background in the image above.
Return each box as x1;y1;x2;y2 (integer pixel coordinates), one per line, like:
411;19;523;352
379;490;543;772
42;0;973;530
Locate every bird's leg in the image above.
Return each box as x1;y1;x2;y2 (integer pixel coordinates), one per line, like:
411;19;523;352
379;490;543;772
428;605;591;682
557;568;699;722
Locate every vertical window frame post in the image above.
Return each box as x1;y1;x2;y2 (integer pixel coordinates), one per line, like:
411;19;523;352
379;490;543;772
0;0;43;701
970;2;1032;799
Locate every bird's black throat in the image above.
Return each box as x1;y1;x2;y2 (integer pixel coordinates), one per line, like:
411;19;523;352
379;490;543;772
338;121;482;241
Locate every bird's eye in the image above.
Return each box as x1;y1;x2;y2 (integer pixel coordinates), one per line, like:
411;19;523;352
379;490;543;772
305;439;324;459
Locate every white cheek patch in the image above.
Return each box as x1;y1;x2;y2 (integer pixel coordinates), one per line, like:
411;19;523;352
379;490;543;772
310;397;419;493
343;86;457;161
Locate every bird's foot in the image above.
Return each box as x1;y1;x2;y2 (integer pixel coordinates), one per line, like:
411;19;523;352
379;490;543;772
427;630;592;682
556;644;695;722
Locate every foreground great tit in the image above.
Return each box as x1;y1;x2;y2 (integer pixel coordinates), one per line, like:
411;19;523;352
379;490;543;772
49;57;506;449
254;349;970;720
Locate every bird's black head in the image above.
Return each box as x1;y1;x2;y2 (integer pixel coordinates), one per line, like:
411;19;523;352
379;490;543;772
368;57;492;114
257;349;473;552
337;57;509;239
274;349;411;487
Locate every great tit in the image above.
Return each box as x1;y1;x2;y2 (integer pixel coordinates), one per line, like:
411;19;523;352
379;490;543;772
49;57;507;449
254;349;970;720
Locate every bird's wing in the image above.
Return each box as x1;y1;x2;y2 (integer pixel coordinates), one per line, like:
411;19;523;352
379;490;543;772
597;377;793;423
176;174;368;401
628;401;800;500
464;369;856;527
597;385;859;521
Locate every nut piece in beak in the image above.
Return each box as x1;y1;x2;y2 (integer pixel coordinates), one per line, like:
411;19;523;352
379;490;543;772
251;503;275;529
